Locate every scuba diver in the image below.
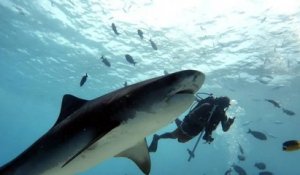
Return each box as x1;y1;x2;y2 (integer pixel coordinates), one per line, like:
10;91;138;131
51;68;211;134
148;95;235;153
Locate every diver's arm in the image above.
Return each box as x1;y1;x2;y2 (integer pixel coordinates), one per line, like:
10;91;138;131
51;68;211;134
203;126;214;143
221;115;235;132
203;133;213;143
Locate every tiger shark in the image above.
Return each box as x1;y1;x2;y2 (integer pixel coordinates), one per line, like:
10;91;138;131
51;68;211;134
0;70;205;175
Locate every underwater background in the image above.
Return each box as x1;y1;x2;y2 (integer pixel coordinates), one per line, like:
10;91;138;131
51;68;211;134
0;0;299;174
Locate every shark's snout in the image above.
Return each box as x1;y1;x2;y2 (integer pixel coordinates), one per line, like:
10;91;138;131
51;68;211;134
177;70;205;94
165;70;205;102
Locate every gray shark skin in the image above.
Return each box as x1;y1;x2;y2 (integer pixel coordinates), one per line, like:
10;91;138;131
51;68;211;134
0;70;205;175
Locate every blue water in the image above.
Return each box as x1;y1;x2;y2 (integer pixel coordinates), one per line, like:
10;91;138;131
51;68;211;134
1;0;300;174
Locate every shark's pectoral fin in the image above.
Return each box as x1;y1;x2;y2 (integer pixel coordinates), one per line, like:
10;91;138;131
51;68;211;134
54;94;88;126
115;139;151;175
61;121;120;168
61;135;102;168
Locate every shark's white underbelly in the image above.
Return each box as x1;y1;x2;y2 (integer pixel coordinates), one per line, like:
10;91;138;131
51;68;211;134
42;94;194;175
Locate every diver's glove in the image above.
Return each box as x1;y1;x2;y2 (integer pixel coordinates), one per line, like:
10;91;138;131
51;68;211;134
228;117;235;125
203;134;214;144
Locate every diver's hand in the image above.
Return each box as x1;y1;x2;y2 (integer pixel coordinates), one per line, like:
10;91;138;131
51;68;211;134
228;117;235;125
206;137;214;144
203;134;214;144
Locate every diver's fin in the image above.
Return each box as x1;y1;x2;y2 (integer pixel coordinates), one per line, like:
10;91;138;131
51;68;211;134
115;139;151;175
54;94;88;126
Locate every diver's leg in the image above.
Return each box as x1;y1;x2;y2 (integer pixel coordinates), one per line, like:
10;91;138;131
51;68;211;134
148;134;160;152
159;132;177;139
148;130;178;152
175;118;182;127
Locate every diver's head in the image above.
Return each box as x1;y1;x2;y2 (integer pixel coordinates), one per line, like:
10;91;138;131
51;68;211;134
216;96;230;109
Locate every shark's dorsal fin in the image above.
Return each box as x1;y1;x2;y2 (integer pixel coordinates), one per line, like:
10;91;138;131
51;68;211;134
54;94;88;126
115;139;151;175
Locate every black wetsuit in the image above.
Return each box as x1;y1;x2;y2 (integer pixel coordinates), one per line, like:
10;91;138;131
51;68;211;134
181;102;231;138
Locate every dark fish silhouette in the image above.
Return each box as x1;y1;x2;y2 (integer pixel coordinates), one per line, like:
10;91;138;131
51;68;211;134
238;143;244;154
224;168;232;175
125;54;136;66
265;99;281;108
232;164;247;175
254;162;266;170
242;121;253;126
267;133;277;139
271;85;284;90
111;23;120;35
137;29;143;39
80;73;88;87
257;78;269;84
149;39;158;50
282;108;295;116
237;154;245;161
283;140;300;151
261;17;267;23
124;81;128;87
259;171;273;175
273;120;283;124
101;55;111;67
50;0;55;6
248;129;267;140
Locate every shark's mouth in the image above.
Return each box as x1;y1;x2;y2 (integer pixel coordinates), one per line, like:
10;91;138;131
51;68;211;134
165;88;195;103
175;89;195;95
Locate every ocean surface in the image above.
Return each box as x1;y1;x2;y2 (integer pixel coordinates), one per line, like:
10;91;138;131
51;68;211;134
0;0;299;174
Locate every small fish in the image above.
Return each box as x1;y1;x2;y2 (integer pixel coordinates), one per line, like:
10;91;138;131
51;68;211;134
149;39;158;50
237;154;245;161
80;73;88;87
238;143;244;154
50;0;55;6
259;171;273;175
282;108;295;116
267;133;277;139
111;23;120;35
101;55;111;67
257;78;269;84
271;85;284;90
264;75;273;79
242;121;253;126
261;17;267;23
265;99;281;108
124;81;128;87
254;162;266;170
137;29;143;39
232;164;247;175
247;129;267;140
224;168;232;175
164;70;169;75
125;54;136;66
283;140;300;151
273;120;283;124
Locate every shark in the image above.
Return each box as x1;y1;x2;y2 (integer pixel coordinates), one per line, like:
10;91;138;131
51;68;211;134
0;70;205;175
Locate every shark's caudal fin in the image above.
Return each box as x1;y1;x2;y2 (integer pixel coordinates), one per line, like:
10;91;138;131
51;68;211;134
115;139;151;175
53;94;88;126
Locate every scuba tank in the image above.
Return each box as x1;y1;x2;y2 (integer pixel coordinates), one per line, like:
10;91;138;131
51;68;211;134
189;92;215;113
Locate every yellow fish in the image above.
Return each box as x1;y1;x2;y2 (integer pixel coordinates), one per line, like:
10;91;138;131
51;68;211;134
283;140;300;151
